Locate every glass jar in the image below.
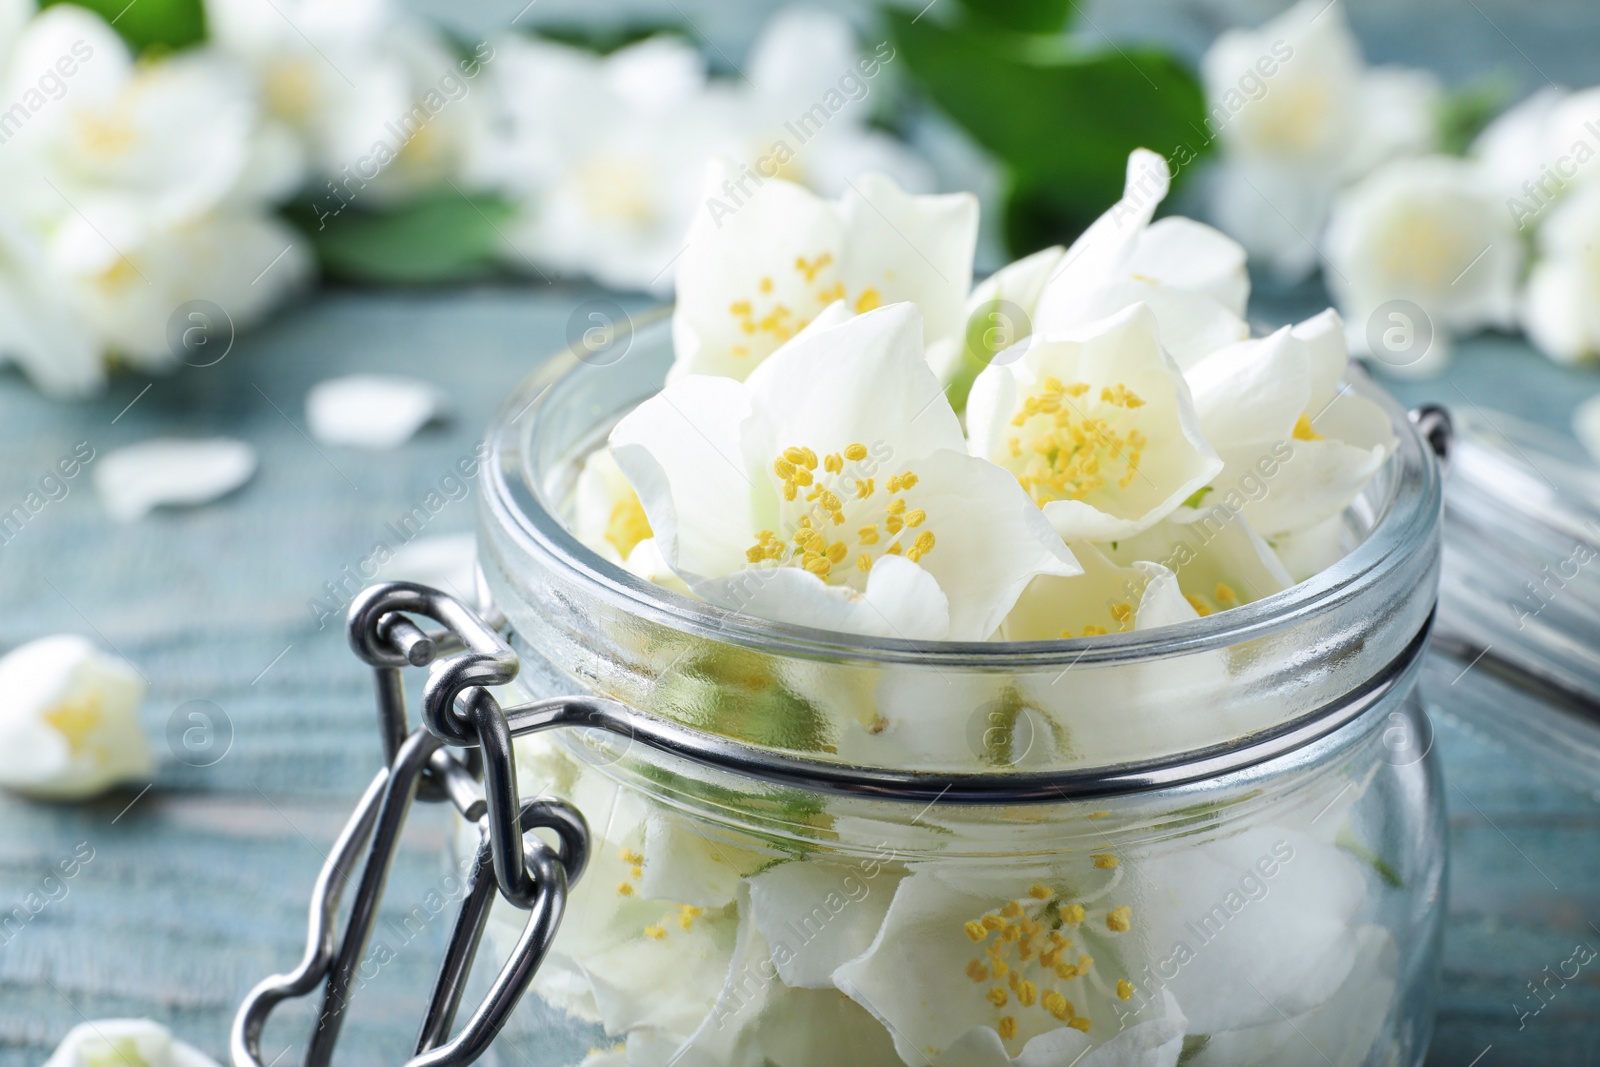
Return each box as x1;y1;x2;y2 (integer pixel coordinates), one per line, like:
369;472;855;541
471;313;1447;1067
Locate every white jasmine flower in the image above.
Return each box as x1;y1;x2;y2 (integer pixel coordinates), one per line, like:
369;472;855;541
747;858;897;988
94;438;257;522
671;161;977;381
305;374;445;449
1124;826;1367;1034
0;216;99;397
966;303;1223;543
1106;507;1292;616
43;1019;220;1067
1184;925;1396;1067
1523;183;1600;365
831;860;1165;1063
485;33;718;292
1031;150;1249;371
999;549;1198;641
1471;87;1570;216
1202;0;1440;281
1183;309;1395;538
203;0;409;185
0;635;152;800
611;304;1079;641
1324;156;1522;375
737;6;933;198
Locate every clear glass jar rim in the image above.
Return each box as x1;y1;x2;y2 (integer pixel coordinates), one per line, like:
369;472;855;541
481;309;1443;669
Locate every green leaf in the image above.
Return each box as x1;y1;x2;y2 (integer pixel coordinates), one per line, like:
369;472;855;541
46;0;205;53
890;9;1211;254
290;192;517;285
530;22;689;55
954;0;1075;34
1437;75;1517;156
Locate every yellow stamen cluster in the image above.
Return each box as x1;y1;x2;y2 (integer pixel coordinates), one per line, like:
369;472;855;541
1091;853;1119;870
604;492;652;560
1007;377;1148;506
1185;582;1240;619
960;883;1135;1043
746;445;937;583
1292;413;1324;441
616;847;644;898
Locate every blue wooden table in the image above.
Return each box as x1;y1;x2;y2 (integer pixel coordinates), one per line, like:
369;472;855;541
1;283;1598;1067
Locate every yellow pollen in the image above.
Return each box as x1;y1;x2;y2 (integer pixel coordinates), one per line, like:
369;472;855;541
824;452;844;474
1000;900;1023;919
1058;903;1085;925
794;252;834;282
853;287;881;313
1077;954;1093;972
616;882;634;896
981;914;1004;931
1092;853;1119;869
1006;378;1148;506
987;987;1008;1008
1117;979;1135;1002
858;525;880;545
1028;884;1052;900
965;920;987;942
1068;1017;1091;1033
620;849;643;864
1110;602;1133;625
604;493;652;560
1292;413;1324;441
644;925;666;940
1016;980;1037;1007
1043;991;1074;1021
844;443;868;461
1106;905;1132;933
1215;583;1238;604
678;904;703;931
966;959;990;982
857;553;873;573
1186;594;1215;617
904;508;926;528
759;276;773;293
997;1016;1017;1041
907;530;935;563
855;478;875;498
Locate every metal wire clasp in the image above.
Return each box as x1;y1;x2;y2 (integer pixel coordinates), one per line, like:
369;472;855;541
231;582;589;1067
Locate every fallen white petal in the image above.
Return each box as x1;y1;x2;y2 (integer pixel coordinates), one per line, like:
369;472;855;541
376;532;478;600
43;1020;220;1067
1575;394;1600;465
305;374;445;449
0;635;152;800
95;438;256;522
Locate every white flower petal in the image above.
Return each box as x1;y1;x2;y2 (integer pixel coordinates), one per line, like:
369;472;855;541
94;438;257;522
1129;827;1366;1033
1127;217;1248;317
0;635;151;800
44;1019;220;1067
375;533;478;600
747;858;896;988
744;302;966;462
611;374;767;584
836;173;978;352
1185;329;1312;454
1109;508;1293;614
305;374;445;449
969;304;1222;543
693;554;952;641
671;161;847;380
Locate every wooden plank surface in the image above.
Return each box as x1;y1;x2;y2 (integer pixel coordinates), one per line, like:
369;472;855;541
2;281;1599;1067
